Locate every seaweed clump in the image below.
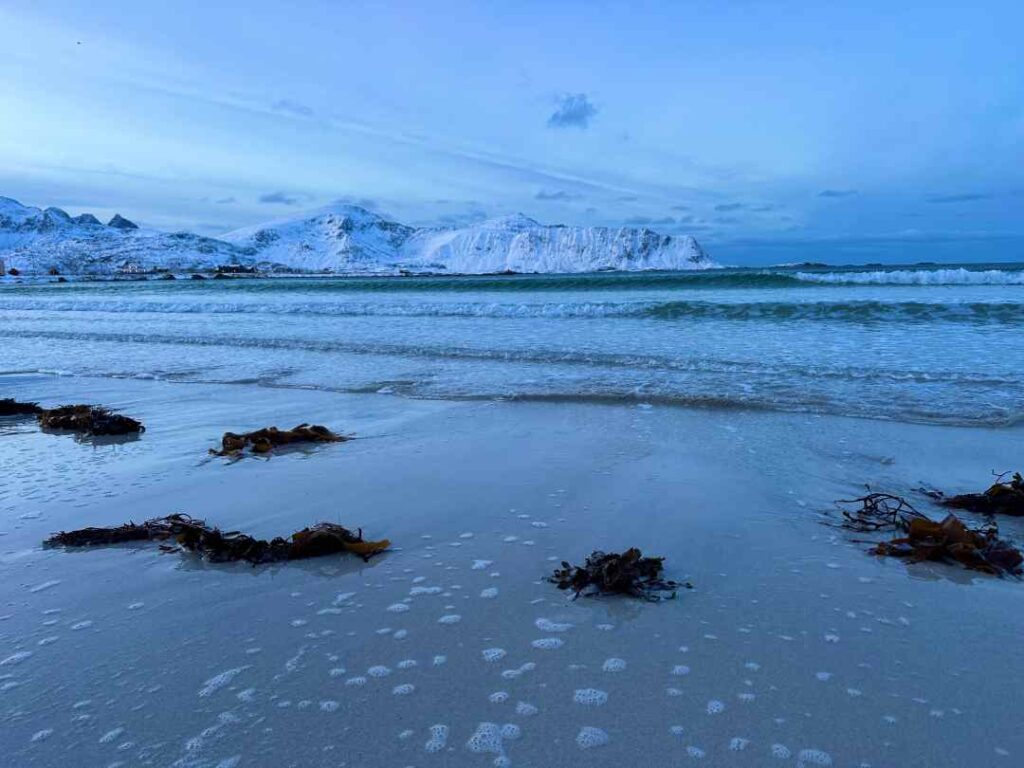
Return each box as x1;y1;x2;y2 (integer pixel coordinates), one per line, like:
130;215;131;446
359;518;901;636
928;472;1024;517
0;398;43;416
37;405;145;436
836;491;1022;577
45;513;390;564
549;548;686;601
211;424;349;457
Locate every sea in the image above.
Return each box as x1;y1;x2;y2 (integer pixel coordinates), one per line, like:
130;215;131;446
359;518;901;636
2;262;1023;427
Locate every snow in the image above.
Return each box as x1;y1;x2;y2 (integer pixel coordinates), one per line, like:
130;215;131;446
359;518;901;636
1;196;715;275
223;204;714;274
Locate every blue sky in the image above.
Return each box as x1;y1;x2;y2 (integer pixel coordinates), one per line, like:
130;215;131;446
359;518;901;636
1;0;1021;263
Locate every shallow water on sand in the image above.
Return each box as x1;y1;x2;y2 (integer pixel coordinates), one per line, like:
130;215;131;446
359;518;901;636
2;265;1023;427
1;374;1022;767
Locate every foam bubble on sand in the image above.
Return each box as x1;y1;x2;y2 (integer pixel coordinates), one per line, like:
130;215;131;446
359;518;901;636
666;688;683;697
398;659;417;670
29;580;61;593
670;725;685;736
433;655;447;666
744;661;760;671
573;688;608;706
489;691;509;703
706;700;725;715
387;603;411;613
31;728;54;742
425;724;449;753
738;692;755;702
686;745;706;759
466;722;504;756
771;744;792;759
483;648;507;662
535;618;573;632
236;688;256;702
438;614;461;624
824;634;840;643
393;684;415;695
345;676;367;686
515;701;538;716
329;667;347;677
99;727;125;744
729;737;750;751
127;602;144;610
399;729;414;740
472;560;493;570
576;726;609;749
319;700;339;712
480;587;499;599
198;667;249;697
333;592;356;605
70;621;93;631
531;637;563;650
368;665;391;678
602;658;626;672
393;629;409;640
1;651;32;666
797;749;833;766
672;665;691;676
501;723;521;740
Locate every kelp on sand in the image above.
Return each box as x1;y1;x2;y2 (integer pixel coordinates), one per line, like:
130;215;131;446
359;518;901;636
211;424;349;457
45;513;390;564
835;491;1022;577
37;404;144;436
925;471;1024;517
549;548;688;601
0;398;44;416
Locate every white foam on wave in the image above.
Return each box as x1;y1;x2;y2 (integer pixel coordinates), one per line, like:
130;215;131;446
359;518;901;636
794;267;1024;286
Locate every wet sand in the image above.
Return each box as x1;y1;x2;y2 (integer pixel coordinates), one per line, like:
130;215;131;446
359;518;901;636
1;373;1022;767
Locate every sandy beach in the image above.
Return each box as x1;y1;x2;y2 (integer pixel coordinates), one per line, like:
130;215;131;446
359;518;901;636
2;371;1022;767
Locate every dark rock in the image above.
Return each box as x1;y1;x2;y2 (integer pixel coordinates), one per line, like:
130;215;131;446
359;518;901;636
108;214;139;230
73;213;102;226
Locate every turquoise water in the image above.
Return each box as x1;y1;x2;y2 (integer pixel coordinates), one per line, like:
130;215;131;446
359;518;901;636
2;263;1023;426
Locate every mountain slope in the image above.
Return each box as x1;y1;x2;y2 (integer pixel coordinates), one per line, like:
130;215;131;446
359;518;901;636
222;205;714;273
0;197;252;275
1;196;715;275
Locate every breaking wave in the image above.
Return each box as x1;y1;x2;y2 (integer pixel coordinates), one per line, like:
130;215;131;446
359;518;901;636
4;297;1024;324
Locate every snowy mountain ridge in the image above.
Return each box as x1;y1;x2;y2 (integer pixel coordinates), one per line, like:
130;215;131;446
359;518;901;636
1;196;715;275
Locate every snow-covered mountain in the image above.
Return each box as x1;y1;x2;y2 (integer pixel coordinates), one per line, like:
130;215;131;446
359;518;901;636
1;196;715;276
0;197;252;275
223;205;714;274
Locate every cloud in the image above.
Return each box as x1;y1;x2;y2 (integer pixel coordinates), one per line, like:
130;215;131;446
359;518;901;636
258;191;300;205
617;195;638;202
714;202;744;212
214;196;236;205
671;204;690;211
818;189;858;198
623;216;675;227
271;99;314;118
331;195;379;210
535;189;580;201
547;93;597;129
926;192;991;203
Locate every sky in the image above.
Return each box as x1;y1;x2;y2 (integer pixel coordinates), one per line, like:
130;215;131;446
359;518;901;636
1;0;1021;264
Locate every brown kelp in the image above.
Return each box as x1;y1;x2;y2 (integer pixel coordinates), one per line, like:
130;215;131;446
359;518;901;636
211;424;349;457
0;398;43;416
925;472;1024;517
37;404;144;436
45;513;390;564
549;548;687;601
835;491;1022;577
